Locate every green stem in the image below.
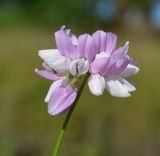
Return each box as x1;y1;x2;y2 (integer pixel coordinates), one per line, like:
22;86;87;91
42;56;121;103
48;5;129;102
52;73;89;156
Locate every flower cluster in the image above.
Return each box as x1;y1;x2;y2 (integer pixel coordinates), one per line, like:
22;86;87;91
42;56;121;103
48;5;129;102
35;26;139;115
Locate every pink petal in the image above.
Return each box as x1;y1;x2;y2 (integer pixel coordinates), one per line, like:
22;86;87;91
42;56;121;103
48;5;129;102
45;78;67;103
112;41;129;60
109;56;130;75
116;56;130;74
55;30;75;59
76;34;88;58
105;32;117;54
48;86;77;115
84;35;97;62
90;57;111;75
92;30;107;52
35;69;59;81
61;25;78;46
92;31;117;54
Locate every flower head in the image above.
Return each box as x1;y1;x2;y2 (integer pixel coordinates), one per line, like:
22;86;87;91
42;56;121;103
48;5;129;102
35;26;139;115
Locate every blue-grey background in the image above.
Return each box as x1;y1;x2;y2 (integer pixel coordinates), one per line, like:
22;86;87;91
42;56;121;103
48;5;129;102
0;0;160;156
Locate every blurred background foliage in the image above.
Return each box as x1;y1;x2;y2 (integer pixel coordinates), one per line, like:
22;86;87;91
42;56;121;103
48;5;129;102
0;0;160;156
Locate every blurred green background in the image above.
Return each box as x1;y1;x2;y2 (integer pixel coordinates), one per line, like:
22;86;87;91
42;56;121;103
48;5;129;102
0;0;160;156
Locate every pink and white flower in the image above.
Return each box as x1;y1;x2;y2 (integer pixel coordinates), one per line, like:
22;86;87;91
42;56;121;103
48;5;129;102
35;26;139;115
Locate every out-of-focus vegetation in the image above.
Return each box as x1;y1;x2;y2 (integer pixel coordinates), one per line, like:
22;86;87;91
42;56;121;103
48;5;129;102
0;0;160;156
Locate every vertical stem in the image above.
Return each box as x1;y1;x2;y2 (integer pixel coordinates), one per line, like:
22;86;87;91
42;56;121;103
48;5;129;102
52;74;89;156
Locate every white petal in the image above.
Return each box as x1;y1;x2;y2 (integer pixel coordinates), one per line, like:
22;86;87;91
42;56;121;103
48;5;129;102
120;64;139;77
69;60;77;76
50;57;71;76
69;58;89;76
105;76;136;97
38;49;71;76
45;78;67;103
77;59;89;75
122;79;136;92
88;74;105;96
38;49;59;61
